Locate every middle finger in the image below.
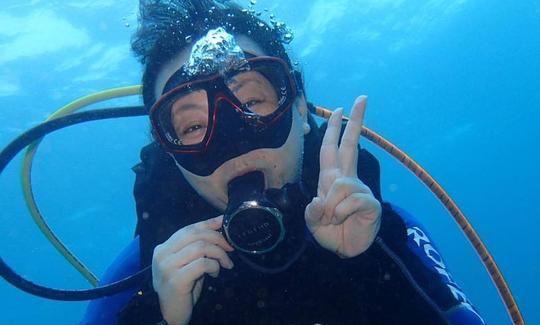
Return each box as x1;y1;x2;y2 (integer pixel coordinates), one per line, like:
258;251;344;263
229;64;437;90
164;240;234;270
339;96;367;177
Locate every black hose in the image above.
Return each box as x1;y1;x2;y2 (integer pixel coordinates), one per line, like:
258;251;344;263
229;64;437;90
0;106;152;301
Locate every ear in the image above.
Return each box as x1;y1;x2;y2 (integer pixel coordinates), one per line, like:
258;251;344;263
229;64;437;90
295;93;311;135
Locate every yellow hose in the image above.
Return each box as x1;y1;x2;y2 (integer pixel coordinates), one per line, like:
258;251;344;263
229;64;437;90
20;86;142;286
19;87;523;325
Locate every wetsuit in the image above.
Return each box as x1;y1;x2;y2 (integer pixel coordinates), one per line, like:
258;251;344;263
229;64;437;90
81;122;486;325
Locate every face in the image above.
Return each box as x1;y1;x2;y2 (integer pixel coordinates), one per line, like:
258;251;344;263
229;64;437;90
154;35;311;211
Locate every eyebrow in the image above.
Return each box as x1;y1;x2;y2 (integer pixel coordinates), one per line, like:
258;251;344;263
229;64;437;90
229;77;263;93
172;102;206;114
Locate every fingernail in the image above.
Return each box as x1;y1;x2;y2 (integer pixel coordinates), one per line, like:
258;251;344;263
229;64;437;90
355;95;367;105
211;215;223;224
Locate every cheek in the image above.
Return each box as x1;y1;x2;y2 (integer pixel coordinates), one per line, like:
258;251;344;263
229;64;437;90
268;110;305;185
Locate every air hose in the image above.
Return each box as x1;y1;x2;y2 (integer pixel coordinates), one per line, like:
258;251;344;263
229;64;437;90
0;106;151;300
20;86;142;287
0;87;524;324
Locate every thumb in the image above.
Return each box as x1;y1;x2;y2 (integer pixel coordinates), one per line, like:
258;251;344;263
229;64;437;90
305;196;325;231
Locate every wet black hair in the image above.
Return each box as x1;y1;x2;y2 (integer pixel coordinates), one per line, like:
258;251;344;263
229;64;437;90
131;0;301;108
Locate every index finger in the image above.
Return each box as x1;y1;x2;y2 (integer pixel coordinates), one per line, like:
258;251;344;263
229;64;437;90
320;108;343;171
339;96;367;177
192;215;225;231
165;215;234;253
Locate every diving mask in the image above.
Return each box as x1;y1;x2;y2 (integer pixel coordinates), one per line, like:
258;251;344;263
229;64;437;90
149;54;299;176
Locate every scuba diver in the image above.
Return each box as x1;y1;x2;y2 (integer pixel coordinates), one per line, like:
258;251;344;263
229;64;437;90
79;0;488;324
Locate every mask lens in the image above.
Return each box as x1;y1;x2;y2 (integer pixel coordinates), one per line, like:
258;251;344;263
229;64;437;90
157;89;209;147
226;60;290;117
226;70;278;116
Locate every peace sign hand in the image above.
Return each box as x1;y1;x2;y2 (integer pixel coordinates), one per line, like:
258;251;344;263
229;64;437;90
305;96;382;258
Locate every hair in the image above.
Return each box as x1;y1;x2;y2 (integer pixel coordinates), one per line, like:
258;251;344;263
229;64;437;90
131;0;302;108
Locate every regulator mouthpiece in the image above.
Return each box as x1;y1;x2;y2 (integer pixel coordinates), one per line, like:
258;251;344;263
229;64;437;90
224;171;284;254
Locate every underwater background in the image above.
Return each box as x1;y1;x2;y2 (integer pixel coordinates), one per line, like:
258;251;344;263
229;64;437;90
0;0;538;324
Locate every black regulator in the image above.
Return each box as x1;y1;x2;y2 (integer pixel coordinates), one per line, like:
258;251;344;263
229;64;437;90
222;171;312;273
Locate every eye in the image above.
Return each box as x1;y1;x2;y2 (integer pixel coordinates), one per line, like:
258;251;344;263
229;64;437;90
244;99;264;109
183;124;206;135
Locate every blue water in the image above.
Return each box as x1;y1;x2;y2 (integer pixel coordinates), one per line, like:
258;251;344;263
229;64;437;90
0;0;538;324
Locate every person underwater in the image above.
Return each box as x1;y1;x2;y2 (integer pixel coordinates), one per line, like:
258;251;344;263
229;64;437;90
75;1;489;324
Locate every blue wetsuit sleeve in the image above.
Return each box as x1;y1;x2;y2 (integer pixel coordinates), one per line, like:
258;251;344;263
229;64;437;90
386;204;486;325
80;237;142;325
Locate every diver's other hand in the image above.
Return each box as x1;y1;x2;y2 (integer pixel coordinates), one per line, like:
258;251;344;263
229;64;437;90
152;215;235;325
305;96;381;258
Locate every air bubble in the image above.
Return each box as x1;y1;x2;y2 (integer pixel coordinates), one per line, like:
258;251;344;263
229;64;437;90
250;0;257;5
282;32;294;43
185;28;246;77
270;19;295;44
185;35;193;43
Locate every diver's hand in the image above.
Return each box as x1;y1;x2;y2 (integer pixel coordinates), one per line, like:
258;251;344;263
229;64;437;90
305;96;381;258
152;215;235;325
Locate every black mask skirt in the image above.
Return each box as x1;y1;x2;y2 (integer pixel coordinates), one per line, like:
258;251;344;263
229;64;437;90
149;55;298;177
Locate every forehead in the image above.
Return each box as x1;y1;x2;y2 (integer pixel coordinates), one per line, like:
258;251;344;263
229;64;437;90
154;35;267;99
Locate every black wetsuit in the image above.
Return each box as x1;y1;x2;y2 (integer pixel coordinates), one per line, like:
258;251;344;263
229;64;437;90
82;122;486;325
